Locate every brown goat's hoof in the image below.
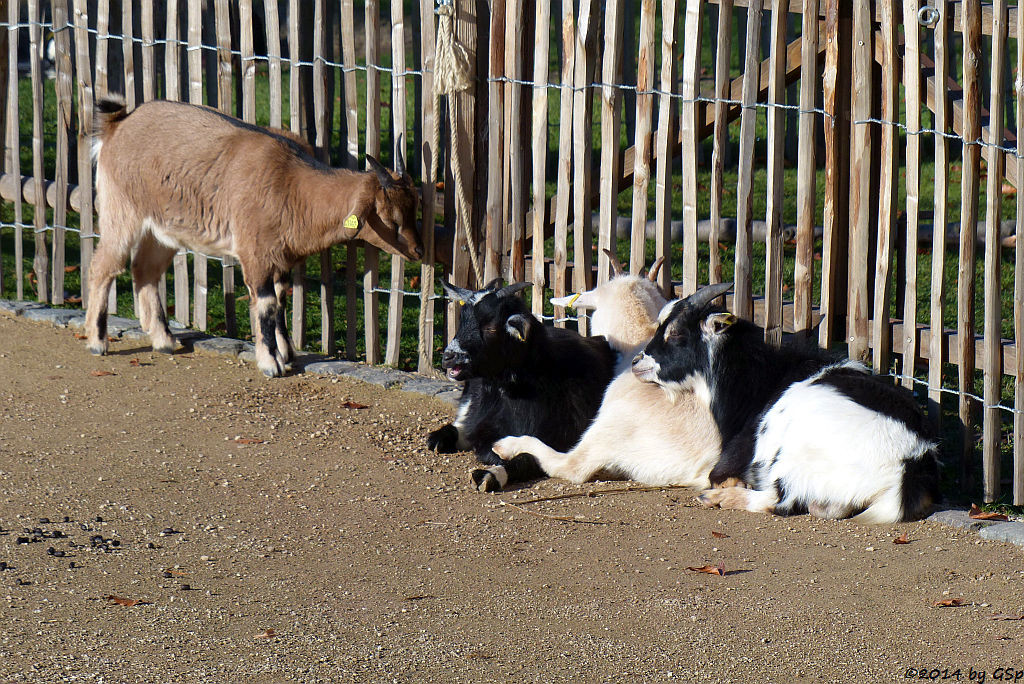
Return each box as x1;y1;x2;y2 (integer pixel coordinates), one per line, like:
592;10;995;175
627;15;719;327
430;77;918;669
153;344;175;355
87;344;107;356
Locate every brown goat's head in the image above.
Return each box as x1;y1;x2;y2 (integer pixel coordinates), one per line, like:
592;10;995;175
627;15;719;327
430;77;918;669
366;150;423;261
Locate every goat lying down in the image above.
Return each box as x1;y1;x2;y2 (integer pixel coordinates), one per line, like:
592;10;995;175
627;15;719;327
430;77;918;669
85;98;423;377
492;254;721;487
427;279;617;491
632;283;941;523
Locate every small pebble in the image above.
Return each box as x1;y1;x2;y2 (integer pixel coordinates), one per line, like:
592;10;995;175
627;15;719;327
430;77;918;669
0;561;7;570
16;537;29;544
146;542;156;549
15;578;29;586
111;540;120;547
39;518;50;524
53;550;65;558
46;547;56;556
160;528;177;536
95;516;103;523
180;583;191;591
162;571;173;578
68;562;76;569
62;516;71;523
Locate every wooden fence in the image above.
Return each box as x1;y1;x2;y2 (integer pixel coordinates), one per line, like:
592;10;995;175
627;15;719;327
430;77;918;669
0;0;1021;504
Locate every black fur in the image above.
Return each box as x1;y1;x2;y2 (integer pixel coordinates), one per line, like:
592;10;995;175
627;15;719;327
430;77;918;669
256;279;279;359
428;281;617;491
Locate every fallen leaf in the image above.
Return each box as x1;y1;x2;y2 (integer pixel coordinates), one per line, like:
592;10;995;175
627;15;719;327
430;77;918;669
711;531;730;539
90;370;116;377
410;275;421;289
969;504;1009;521
1002;182;1017;196
64;265;80;273
687;562;726;576
934;598;965;607
129;358;140;367
341;401;369;410
467;651;493;660
254;628;277;640
893;532;910;544
989;614;1024;621
234;437;266;445
105;594;151;607
73;333;88;340
65;295;82;304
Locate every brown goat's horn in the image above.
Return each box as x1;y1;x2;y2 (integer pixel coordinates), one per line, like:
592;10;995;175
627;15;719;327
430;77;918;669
647;257;665;282
395;134;406;177
602;249;625;277
366;154;394;189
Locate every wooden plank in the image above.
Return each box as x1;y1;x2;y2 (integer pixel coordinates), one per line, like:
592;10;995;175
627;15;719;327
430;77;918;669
364;0;382;363
628;0;656;275
122;0;135;109
675;0;696;295
484;0;505;283
164;0;188;325
958;0;982;489
311;0;333;355
598;0;618;288
1015;0;1024;505
51;0;73;306
734;1;763;321
5;0;22;300
982;0;1007;502
794;0;817;334
265;0;282;129
96;0;110;96
288;0;305;350
0;0;5;297
72;0;94;308
417;0;437;372
900;0;921;387
847;0;872;361
551;2;575;328
28;0;48;303
763;0;788;345
506;0;526;285
340;0;360;169
531;0;553;313
385;0;408;366
708;0;734;290
215;0;236;338
240;0;256;123
572;0;597;330
929;0;949;423
188;0;206;329
141;1;155;102
871;0;898;372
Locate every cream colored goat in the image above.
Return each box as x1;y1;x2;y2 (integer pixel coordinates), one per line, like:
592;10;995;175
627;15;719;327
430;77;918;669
491;253;722;486
85;98;423;377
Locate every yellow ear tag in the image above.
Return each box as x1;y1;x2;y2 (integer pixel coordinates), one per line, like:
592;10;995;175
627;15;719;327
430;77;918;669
566;293;581;308
509;328;524;342
458;300;466;306
343;214;359;230
724;314;737;325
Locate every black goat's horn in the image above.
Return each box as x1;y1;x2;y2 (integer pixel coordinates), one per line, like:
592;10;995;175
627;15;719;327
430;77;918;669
497;282;531;298
440;279;476;303
682;282;733;311
366;154;394;189
395;134;406;177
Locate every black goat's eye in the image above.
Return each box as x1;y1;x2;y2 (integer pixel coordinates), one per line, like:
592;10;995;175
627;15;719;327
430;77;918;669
482;326;498;336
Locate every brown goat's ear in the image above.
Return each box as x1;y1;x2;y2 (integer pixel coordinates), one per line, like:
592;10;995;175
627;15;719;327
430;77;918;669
505;314;532;343
700;312;737;337
366;154;395;190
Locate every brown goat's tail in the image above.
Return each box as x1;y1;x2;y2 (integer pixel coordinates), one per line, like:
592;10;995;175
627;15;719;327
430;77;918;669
91;97;129;163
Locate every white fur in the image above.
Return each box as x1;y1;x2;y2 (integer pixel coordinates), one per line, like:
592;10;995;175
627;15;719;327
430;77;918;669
492;271;720;487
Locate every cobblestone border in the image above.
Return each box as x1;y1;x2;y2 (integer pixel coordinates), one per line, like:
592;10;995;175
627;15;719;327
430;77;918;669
3;299;1022;547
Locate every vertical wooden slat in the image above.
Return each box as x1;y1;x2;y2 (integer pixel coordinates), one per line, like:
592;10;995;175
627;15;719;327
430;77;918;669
288;0;306;350
28;0;49;303
628;0;655;275
240;0;256;124
794;0;818;334
385;0;408;366
596;0;624;289
340;0;360;362
364;0;382;363
5;0;22;300
310;0;333;355
929;0;949;423
900;0;921;385
551;3;575;327
675;0;697;295
506;0;526;285
72;0;94;308
734;1;763;321
0;0;6;298
214;0;236;338
847;0;871;361
530;0;553;313
188;0;207;329
763;0;788;346
265;0;282;128
1015;0;1024;505
165;0;189;325
96;0;110;97
871;0;898;371
982;0;1007;502
141;1;155;102
417;0;438;372
572;0;596;329
122;0;135;109
484;0;505;283
958;0;982;489
51;0;74;306
708;0;734;290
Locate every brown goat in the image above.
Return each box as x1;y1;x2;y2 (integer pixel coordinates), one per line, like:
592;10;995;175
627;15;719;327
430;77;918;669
85;98;423;377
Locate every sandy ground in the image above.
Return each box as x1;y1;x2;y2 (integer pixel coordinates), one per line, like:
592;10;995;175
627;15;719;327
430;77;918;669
1;313;1023;683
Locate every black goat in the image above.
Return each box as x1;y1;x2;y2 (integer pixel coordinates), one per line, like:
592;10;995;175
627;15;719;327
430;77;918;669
427;279;617;491
632;282;941;523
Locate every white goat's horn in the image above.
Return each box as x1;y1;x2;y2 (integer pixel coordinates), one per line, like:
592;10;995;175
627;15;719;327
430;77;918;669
648;257;665;282
602;249;625;277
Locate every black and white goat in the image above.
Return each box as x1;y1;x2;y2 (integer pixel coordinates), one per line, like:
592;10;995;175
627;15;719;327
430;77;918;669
427;279;617;491
632;283;941;523
491;255;721;486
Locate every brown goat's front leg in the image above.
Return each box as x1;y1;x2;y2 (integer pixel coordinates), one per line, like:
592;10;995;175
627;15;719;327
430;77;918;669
251;277;286;378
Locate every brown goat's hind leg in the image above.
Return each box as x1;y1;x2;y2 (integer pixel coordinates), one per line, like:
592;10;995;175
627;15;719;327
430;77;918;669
85;236;131;356
253;277;285;377
274;274;295;364
131;234;177;353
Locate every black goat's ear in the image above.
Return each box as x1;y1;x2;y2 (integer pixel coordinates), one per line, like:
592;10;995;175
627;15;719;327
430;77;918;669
366;154;395;190
440;278;475;304
700;312;737;337
505;314;532;343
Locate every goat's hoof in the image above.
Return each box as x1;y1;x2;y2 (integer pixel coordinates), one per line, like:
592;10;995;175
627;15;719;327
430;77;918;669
152;343;175;355
86;343;107;356
697;489;723;508
471;469;502;493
